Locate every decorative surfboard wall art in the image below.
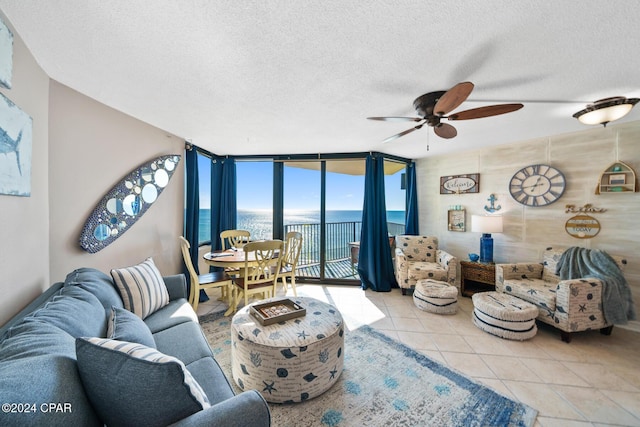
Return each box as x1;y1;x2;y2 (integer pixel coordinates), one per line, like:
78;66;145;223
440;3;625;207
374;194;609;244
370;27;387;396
79;154;180;253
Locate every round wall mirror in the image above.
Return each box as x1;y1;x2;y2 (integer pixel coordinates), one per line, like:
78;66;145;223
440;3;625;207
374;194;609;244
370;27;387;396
106;198;123;214
154;169;169;187
93;224;111;241
142;183;158;203
123;194;141;216
141;167;153;182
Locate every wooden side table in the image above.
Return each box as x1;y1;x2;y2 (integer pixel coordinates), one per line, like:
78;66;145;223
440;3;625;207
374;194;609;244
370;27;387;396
460;261;496;297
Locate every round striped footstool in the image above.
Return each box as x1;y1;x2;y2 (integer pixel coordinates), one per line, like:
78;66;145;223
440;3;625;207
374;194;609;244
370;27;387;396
413;279;458;314
472;292;538;340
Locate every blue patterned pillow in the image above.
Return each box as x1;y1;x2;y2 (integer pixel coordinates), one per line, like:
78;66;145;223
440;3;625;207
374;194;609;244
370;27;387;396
107;306;156;348
111;257;169;319
76;337;210;427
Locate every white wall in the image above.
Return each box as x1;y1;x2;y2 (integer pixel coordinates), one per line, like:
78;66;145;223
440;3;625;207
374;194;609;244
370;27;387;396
416;121;640;330
0;13;185;326
0;13;50;326
48;81;185;282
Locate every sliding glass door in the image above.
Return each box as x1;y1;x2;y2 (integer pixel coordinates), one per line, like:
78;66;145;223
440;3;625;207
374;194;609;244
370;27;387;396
283;162;322;279
281;160;365;282
324;162;365;281
191;150;409;284
236;161;274;240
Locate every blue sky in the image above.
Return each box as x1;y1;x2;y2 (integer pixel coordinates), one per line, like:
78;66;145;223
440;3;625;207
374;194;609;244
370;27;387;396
198;157;406;211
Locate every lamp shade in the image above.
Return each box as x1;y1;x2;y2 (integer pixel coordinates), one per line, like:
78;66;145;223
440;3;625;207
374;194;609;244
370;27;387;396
471;215;503;233
573;96;639;126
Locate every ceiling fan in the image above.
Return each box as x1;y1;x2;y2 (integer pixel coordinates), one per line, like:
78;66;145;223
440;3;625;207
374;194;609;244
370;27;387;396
368;82;524;142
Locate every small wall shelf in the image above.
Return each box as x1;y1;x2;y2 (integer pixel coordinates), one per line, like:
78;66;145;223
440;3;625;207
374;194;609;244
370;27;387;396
596;161;637;194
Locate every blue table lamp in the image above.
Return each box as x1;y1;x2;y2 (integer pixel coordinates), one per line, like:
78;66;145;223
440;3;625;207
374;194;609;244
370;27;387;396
471;215;503;263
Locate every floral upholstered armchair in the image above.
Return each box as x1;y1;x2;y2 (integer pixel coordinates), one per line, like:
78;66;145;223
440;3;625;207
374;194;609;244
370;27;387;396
496;247;628;343
394;235;458;295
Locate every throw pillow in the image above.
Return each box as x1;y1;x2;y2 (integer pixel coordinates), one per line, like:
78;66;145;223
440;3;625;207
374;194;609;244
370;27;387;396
107;306;156;348
110;257;169;319
76;337;210;427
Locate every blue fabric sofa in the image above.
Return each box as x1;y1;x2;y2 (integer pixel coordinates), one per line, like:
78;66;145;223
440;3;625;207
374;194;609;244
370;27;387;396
0;267;270;427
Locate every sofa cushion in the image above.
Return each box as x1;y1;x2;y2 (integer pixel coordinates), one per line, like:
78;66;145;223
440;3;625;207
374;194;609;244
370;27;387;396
185;356;236;406
0;322;102;426
107;306;156;348
64;267;124;311
153;321;213;365
408;262;448;282
144;298;198;334
111;258;169;319
24;286;107;338
76;337;210;427
0;320;73;359
503;278;557;312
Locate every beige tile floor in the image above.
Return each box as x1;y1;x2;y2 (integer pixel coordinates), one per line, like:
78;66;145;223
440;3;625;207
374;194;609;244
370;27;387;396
197;284;640;427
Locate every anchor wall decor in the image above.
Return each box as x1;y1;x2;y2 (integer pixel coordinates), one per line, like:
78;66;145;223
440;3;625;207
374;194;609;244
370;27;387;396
484;194;502;213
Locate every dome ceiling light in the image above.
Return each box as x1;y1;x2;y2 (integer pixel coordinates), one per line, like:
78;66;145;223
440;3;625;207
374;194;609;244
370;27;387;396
573;96;639;127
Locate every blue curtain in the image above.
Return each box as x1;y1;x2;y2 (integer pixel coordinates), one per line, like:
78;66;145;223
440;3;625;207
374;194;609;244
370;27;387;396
404;162;419;235
184;146;201;300
210;156;237;252
358;155;398;291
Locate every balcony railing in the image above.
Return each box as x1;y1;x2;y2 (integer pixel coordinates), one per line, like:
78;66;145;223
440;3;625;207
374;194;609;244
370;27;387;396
285;221;404;279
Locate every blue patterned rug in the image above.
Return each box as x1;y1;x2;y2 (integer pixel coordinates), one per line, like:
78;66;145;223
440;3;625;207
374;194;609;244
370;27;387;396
200;310;537;427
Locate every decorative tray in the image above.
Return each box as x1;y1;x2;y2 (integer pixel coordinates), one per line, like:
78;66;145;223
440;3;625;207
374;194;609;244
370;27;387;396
250;298;306;326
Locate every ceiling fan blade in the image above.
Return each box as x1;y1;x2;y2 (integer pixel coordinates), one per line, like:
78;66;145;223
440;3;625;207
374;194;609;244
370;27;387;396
382;123;424;143
434;82;475;116
448;103;524;120
367;116;423;122
434;123;457;139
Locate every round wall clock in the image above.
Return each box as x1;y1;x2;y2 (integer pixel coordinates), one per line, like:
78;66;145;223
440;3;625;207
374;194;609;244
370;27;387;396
509;164;566;207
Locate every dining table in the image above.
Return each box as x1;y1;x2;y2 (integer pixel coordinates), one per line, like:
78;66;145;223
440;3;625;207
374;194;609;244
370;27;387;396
203;248;264;268
204;245;282;265
202;249;249;316
203;248;280;316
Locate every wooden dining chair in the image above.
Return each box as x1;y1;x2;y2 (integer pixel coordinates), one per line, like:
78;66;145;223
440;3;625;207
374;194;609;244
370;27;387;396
229;239;284;314
276;231;303;296
220;229;251;250
220;229;251;278
179;236;232;313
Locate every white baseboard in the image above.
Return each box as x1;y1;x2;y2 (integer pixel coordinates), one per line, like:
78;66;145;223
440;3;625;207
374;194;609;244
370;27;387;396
618;320;640;333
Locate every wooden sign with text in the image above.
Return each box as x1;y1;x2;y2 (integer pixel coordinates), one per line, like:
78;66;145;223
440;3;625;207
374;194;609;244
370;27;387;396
440;173;480;194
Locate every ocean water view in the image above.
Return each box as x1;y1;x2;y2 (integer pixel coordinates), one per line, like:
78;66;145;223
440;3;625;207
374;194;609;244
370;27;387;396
197;209;405;278
198;209;405;243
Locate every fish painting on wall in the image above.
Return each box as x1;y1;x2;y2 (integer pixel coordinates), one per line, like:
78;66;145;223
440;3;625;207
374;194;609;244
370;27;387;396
0;17;13;89
0;92;32;196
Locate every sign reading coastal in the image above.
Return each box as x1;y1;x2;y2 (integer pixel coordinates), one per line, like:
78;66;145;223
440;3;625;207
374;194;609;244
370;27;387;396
440;173;479;194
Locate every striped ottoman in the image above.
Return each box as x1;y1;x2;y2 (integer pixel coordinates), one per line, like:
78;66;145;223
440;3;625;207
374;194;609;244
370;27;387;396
413;279;458;314
472;292;538;340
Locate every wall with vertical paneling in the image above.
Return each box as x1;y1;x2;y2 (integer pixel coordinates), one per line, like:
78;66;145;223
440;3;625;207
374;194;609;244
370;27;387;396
416;120;640;331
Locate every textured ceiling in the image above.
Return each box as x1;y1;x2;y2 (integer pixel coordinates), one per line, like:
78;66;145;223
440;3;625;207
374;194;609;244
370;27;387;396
1;1;639;159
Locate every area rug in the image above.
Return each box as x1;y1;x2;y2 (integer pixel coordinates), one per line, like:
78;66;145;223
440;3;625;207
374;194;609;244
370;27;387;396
199;311;537;427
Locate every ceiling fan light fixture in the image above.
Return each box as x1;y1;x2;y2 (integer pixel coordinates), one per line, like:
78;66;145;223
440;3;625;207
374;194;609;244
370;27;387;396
573;96;639;127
